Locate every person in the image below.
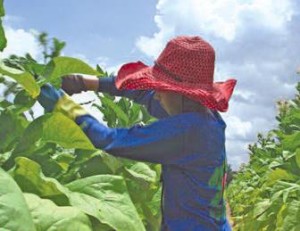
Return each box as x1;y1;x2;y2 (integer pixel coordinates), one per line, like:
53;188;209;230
38;35;237;231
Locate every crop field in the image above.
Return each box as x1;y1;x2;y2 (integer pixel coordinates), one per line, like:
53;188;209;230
0;1;299;230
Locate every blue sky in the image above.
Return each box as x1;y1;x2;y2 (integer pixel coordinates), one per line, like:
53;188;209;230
4;0;157;65
2;0;300;169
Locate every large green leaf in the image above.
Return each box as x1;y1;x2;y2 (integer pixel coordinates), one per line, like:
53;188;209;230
0;167;36;231
79;155;113;177
90;218;112;231
24;193;92;231
146;186;161;217
100;96;129;126
44;56;101;82
0;0;6;51
66;175;146;231
143;186;162;231
13;90;36;113
11;157;70;205
252;199;271;218
278;200;300;231
6;114;49;167
13;112;94;155
125;162;157;183
0;110;28;152
281;108;300;130
5;112;94;169
282;131;300;152
0;61;40;97
0;20;6;52
266;168;297;185
0;0;4;16
128;103;143;124
123;163;159;209
296;148;300;168
98;151;123;174
42;112;95;149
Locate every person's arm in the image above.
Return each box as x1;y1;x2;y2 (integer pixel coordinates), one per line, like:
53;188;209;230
62;74;168;119
37;84;190;164
75;114;190;164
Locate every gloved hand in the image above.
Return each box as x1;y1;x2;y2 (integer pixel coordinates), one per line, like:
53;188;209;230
38;83;64;112
62;75;86;95
38;83;87;120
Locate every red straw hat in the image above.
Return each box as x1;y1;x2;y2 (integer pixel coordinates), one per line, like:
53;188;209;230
116;36;237;112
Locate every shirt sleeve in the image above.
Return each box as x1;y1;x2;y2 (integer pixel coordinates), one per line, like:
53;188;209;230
75;114;192;164
98;76;168;119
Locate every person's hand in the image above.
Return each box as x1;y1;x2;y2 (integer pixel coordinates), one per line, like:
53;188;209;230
38;83;88;119
37;84;64;112
62;75;99;95
61;75;86;95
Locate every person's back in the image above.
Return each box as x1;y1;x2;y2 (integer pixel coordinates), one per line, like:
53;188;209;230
137;94;229;230
158;113;229;230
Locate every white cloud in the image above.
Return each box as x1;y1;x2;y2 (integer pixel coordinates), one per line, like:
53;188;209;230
226;139;250;170
70;53;121;75
225;116;252;140
135;0;300;169
0;26;41;59
136;15;175;58
94;56;122;75
245;0;294;29
136;0;295;56
0;25;41;100
70;53;93;66
0;26;107;121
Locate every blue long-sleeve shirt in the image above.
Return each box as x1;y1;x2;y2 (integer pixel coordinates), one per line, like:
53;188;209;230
75;77;232;231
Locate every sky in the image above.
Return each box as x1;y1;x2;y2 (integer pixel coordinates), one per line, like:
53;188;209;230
2;0;300;170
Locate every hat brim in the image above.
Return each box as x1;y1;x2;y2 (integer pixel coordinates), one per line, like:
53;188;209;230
116;61;237;112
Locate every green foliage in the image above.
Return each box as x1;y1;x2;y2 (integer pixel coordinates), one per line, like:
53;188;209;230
24;193;93;231
0;54;102;97
0;32;101;100
0;0;7;51
0;17;161;230
227;82;300;231
1;2;297;229
0;0;4;16
43;56;102;87
0;167;36;231
38;32;66;64
66;175;146;231
92;90;161;230
0;60;40;97
11;157;70;205
0;109;28;154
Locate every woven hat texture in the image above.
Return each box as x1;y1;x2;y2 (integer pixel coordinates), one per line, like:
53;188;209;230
116;36;237;112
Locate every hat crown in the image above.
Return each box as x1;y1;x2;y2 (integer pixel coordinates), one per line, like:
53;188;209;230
116;35;237;112
156;36;215;85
